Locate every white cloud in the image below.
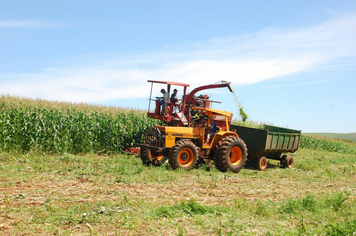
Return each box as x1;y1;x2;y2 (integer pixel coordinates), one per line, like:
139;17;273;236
1;14;356;103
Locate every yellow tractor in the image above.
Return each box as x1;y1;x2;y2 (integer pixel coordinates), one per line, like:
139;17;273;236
140;80;248;173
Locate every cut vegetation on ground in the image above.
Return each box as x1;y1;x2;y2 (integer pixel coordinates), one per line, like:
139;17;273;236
1;148;355;235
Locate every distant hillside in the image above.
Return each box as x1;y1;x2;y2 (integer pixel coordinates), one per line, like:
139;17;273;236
304;132;356;143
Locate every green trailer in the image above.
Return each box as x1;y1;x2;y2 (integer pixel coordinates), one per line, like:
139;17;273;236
230;124;301;170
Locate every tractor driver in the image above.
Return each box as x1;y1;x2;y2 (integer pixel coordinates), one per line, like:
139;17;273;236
204;116;217;145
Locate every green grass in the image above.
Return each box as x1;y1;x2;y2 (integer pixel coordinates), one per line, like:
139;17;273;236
1;148;355;235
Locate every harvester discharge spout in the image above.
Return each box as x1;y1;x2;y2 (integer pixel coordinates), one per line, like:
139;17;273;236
225;81;234;93
185;80;234;104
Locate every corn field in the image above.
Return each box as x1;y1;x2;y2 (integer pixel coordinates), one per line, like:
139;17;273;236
0;96;159;154
300;135;356;155
2;95;355;155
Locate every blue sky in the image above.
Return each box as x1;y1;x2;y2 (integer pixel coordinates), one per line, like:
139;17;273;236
1;0;356;133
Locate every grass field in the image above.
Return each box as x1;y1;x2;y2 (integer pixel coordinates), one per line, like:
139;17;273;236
1;147;355;235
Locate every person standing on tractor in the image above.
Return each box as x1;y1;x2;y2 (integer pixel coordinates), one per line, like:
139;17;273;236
160;88;169;112
170;89;178;103
205;116;216;145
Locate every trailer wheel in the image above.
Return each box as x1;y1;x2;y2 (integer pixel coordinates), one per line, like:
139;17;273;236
140;147;167;166
214;136;247;173
281;155;293;168
169;139;198;170
256;156;268;171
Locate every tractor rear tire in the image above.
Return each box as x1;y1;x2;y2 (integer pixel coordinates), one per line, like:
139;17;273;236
281;155;293;168
256;156;268;171
214;136;247;173
169;139;198;170
140;147;167;166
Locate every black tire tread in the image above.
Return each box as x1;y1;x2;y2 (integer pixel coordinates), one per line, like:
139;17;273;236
140;147;167;166
214;136;247;173
169;139;198;170
256;156;268;171
140;147;152;166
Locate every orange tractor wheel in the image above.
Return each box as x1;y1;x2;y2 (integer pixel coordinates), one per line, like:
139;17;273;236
140;147;167;166
169;139;198;170
214;136;247;173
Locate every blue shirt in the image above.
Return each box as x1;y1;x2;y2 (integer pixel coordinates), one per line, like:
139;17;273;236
210;121;216;133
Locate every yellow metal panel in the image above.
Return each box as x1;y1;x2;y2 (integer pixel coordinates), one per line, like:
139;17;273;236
191;106;233;118
165;135;176;147
164;127;200;137
161;126;201;148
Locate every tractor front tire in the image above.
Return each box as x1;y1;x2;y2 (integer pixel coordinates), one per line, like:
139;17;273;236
169;139;198;170
214;136;247;173
140;147;167;166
